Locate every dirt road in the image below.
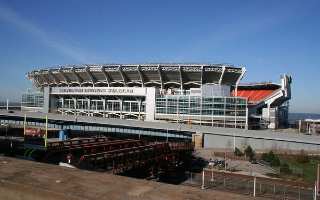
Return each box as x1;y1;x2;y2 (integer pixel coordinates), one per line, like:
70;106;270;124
0;156;271;200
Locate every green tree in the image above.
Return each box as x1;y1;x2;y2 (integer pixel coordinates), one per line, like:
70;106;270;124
234;147;243;157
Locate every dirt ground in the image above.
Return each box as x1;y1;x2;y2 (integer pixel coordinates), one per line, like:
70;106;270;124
0;156;271;200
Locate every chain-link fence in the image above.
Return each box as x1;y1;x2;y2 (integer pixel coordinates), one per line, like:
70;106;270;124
184;169;315;200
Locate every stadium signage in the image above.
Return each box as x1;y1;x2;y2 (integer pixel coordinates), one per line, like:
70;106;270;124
51;87;146;96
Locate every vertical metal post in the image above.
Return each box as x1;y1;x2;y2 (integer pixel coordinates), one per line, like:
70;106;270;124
234;97;237;128
166;128;168;142
23;114;26;136
201;170;205;189
245;100;249;129
233;133;236;151
224;151;227;171
253;176;256;197
211;168;214;182
45;115;48;148
6;99;9;111
223;97;226;127
317;164;320;197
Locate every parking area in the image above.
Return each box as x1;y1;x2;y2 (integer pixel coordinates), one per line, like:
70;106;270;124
194;148;276;178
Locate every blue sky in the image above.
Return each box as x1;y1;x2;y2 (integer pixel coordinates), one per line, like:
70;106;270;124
0;0;319;113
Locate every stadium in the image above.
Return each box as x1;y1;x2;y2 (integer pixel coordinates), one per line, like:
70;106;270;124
23;63;292;129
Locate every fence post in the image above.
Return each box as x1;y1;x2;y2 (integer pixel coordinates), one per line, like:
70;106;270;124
201;170;205;190
253;176;256;197
211;168;214;182
314;181;317;200
317;165;320;198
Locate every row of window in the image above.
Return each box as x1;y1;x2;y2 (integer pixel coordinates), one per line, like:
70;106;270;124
155;96;247;116
57;99;146;113
156;96;246;103
21;93;44;107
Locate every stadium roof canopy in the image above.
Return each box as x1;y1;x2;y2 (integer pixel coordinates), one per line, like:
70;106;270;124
27;63;246;89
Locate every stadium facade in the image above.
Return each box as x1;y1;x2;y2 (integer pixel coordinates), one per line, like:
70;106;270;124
23;63;292;129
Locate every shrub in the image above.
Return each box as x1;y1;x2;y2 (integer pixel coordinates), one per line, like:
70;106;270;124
234;147;244;157
296;150;309;163
280;163;292;174
261;151;280;166
244;145;255;161
261;151;280;167
270;156;280;167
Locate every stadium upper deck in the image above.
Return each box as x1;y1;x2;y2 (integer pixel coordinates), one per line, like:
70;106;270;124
27;63;246;89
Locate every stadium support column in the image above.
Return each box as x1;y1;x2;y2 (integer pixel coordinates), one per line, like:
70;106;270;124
103;98;106;118
235;67;246;96
179;65;183;91
61;97;64;115
145;87;156;121
43;86;57;114
43;87;50;113
245;100;249;130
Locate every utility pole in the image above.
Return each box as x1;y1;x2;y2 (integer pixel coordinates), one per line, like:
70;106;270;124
6;99;9;111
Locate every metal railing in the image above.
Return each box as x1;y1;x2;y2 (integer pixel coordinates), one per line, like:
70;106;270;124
184;168;315;200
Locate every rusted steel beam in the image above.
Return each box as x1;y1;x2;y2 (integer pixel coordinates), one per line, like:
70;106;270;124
78;142;193;173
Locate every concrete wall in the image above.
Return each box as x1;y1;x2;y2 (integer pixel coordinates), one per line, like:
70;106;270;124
145;87;156;121
204;133;320;152
43;87;50;113
201;85;230;97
